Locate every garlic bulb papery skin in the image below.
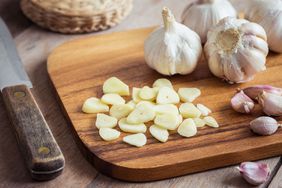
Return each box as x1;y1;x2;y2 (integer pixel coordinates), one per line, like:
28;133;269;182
247;0;282;53
204;17;269;84
182;0;237;43
144;7;202;76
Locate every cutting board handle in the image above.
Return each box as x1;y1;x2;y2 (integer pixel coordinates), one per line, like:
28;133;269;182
2;85;65;181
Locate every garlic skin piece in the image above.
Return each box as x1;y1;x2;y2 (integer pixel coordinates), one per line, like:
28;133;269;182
237;162;270;185
231;90;255;114
258;91;282;116
250;116;279;136
204;17;268;84
246;0;282;53
144;7;202;75
182;0;236;43
243;85;282;101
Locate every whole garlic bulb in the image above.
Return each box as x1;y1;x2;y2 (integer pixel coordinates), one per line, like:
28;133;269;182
182;0;237;43
204;17;269;84
246;0;282;53
144;7;202;76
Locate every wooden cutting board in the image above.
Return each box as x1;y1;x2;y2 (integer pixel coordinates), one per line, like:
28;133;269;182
47;27;282;182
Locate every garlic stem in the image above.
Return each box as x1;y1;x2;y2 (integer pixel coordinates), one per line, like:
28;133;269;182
162;7;175;31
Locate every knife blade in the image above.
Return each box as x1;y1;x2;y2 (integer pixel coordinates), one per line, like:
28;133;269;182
0;18;65;181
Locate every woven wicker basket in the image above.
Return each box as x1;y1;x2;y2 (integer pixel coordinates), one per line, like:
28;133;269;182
20;0;133;34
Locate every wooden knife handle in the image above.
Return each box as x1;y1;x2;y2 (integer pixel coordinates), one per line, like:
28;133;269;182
2;85;65;181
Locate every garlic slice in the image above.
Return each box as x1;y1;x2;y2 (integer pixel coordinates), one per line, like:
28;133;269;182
96;113;118;129
144;7;202;75
153;78;173;89
139;86;157;101
149;125;169;143
101;93;125;105
127;102;155;124
156;87;180;104
204;17;268;84
154;113;179;130
204;116;219;128
155;104;179;116
177;118;197;138
196;104;211;116
182;0;237;43
178;88;201;102
103;77;130;96
82;97;109;114
179;103;202;118
123;133;147;147
99;128;120;141
193;117;206;128
109;104;134;119
118;118;147;134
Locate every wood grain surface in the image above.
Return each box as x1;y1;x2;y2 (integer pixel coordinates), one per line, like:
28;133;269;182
1;0;282;187
48;27;282;182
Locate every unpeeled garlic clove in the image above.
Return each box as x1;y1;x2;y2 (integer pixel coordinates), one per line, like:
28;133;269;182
258;91;282;116
243;85;282;100
250;116;280;136
237;162;270;185
231;91;255;114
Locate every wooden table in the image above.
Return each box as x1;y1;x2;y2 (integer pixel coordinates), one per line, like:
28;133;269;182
0;0;281;187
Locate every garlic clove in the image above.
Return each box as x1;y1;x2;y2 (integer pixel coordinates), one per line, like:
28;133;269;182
250;116;279;136
237;162;270;185
243;85;282;100
258;91;282;116
231;90;255;114
144;7;202;75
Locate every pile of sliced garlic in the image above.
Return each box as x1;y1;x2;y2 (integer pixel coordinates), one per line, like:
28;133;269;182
82;77;219;147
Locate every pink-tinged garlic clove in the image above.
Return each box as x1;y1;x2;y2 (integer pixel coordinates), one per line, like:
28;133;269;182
258;91;282;116
250;116;279;136
243;85;282;100
231;90;255;114
237;162;270;185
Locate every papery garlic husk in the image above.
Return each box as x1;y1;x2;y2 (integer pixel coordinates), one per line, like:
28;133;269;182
204;17;269;84
182;0;237;43
243;85;282;100
231;90;255;114
144;7;202;76
237;162;270;185
258;91;282;116
246;0;282;53
250;116;279;136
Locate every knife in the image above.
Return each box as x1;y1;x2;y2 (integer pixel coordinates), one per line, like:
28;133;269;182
0;18;65;181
